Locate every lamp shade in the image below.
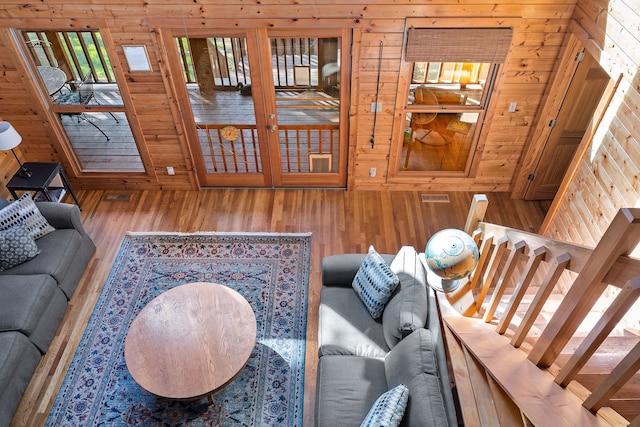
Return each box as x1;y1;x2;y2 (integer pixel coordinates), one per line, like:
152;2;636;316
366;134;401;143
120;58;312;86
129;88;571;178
0;122;22;151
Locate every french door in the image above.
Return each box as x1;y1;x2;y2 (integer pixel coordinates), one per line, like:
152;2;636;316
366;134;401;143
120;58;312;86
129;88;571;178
163;28;349;187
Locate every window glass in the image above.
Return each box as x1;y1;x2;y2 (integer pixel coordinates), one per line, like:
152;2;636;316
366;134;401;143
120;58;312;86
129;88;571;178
23;30;143;173
408;61;490;107
400;61;496;174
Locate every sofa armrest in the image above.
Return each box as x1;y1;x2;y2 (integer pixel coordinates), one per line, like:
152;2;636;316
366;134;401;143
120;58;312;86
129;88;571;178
36;202;88;237
321;253;395;287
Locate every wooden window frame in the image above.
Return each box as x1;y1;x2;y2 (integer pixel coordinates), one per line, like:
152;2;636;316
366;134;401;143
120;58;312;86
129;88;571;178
391;25;511;178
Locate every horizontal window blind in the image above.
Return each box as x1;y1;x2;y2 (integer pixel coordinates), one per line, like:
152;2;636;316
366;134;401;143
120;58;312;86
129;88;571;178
405;28;513;63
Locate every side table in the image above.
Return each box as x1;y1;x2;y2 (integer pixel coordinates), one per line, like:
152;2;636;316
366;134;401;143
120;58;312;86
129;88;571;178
6;162;81;210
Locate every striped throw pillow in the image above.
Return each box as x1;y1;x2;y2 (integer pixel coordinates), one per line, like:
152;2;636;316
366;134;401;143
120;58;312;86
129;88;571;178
352;246;400;319
0;193;54;240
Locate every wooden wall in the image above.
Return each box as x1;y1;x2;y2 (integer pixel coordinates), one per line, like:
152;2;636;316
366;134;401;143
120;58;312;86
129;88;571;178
0;150;17;200
539;0;640;246
0;0;577;195
535;0;640;332
0;112;32;200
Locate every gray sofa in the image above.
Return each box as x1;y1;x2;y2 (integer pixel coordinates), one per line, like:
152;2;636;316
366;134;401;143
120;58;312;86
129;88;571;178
315;246;458;427
0;199;95;426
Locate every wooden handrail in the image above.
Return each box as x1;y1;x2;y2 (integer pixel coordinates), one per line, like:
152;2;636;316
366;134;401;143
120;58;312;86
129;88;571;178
482;239;525;322
555;278;640;387
510;252;570;348
439;194;640;426
529;208;640;368
445;316;612;427
583;340;640;413
495;245;546;334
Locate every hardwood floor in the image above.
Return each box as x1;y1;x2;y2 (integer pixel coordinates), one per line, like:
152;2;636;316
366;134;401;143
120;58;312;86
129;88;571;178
11;189;550;427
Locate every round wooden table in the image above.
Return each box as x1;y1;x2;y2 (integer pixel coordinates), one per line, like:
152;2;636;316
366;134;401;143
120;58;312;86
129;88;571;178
124;282;257;400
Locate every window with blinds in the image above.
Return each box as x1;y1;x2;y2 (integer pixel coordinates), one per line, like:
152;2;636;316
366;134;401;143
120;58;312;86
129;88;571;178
398;27;511;175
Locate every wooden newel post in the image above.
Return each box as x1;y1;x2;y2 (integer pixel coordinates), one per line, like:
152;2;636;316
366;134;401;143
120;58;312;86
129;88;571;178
464;194;488;235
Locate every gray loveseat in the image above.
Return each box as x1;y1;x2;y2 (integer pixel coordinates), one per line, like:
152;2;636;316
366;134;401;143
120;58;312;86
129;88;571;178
0;198;95;426
315;246;458;426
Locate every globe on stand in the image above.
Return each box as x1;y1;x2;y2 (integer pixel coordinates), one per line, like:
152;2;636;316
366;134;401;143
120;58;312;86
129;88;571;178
425;228;479;293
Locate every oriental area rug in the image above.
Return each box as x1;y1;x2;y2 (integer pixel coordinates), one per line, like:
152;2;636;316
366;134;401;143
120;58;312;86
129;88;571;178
46;232;311;427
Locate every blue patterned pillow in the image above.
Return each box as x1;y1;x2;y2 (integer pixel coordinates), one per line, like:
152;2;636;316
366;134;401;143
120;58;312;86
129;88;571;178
353;246;400;319
0;193;54;240
360;384;409;427
0;224;40;271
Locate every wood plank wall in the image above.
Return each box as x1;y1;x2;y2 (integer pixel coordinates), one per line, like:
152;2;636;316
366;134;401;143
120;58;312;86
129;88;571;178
0;0;577;195
539;0;640;248
535;0;640;332
0;152;17;200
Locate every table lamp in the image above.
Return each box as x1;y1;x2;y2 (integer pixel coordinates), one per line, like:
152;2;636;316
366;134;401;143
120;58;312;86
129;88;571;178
0;122;32;178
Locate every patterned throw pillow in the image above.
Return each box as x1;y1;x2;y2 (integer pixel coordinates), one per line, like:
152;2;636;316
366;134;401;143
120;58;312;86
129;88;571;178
353;246;400;319
360;384;409;427
0;193;55;239
0;224;40;271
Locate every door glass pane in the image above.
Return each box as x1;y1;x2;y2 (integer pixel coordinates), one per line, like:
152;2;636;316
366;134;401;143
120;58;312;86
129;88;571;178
272;37;341;174
180;36;262;174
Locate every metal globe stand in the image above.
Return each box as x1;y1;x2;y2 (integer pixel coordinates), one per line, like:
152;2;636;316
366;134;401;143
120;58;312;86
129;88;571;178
425;267;469;293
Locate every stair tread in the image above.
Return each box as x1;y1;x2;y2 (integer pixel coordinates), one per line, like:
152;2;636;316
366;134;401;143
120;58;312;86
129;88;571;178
445;315;611;427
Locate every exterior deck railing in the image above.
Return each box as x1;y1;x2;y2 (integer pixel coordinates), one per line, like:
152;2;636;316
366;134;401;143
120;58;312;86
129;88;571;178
196;123;339;174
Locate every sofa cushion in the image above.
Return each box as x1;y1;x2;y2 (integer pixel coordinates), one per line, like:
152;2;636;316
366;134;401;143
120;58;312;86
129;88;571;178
0;331;42;427
318;286;389;358
315;355;388;427
0;193;54;240
382;246;429;348
385;329;449;427
401;373;448;427
352;246;400;319
0;275;56;335
0;228;81;285
360;384;409;427
385;329;438;386
0;224;40;271
0;274;67;353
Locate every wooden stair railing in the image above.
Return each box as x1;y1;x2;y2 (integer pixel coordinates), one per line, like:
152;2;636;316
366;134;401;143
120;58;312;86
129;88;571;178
437;195;640;427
